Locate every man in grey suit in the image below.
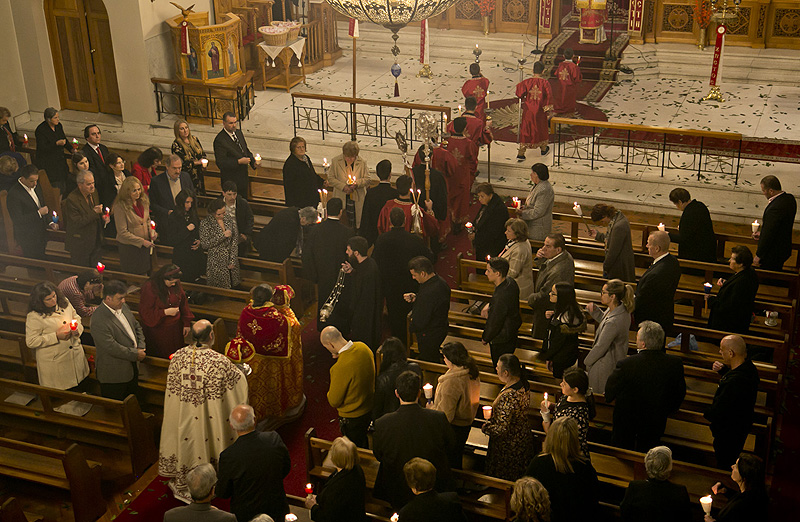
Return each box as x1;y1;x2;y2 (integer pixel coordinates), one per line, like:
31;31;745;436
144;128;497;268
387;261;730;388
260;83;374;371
163;464;236;522
92;280;146;400
529;233;576;339
520;163;554;241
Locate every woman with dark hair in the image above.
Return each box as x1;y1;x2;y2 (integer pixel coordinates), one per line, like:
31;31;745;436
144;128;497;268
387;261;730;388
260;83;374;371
471;183;510;262
283;136;323;209
34;108;71;192
541;367;595;458
430;341;481;469
101;152;130;208
171;119;206;194
373;337;422;420
540;283;586;378
200;197;240;289
482;354;534;481
167;190;205;283
500;218;534;300
708;245;760;335
131;146;163;194
525;416;599;522
138;264;194;358
588;203;635;282
69;151;90;196
25;281;88;390
706;453;768;522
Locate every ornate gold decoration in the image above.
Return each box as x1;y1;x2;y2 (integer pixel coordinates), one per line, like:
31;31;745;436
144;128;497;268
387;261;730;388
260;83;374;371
503;0;528;22
702;85;724;102
665;5;692;32
775;10;800;37
417;63;434;78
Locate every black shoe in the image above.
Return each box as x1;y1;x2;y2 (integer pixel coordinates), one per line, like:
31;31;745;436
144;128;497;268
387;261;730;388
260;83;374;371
516;154;526;162
541;145;550;155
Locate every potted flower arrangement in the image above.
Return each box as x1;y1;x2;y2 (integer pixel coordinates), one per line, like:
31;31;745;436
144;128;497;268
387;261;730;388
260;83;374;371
474;0;495;35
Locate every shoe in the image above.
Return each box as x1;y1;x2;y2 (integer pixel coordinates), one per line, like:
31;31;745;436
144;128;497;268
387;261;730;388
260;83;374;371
541;145;550;155
516;154;526;162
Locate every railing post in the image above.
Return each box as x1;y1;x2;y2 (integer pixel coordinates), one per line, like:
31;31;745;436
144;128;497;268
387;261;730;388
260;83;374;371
350;102;356;141
320;99;325;140
661;133;667;177
292;96;297;137
379;105;383;146
736;138;742;185
409;109;414;149
153;82;162;122
557;122;561;167
625;129;630;174
697;136;704;180
590;126;596;171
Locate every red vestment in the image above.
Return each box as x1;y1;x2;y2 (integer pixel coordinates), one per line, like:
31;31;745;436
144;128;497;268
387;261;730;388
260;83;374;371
448;113;492;148
462;77;490;121
377;198;438;239
444;135;478;224
516;77;553;149
412;146;458;184
554;60;583;115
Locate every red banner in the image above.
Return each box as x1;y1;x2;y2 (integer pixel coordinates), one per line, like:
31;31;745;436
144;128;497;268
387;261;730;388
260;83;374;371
420;19;428;64
540;0;552;28
180;21;189;55
628;0;644;31
709;24;726;86
348;18;359;38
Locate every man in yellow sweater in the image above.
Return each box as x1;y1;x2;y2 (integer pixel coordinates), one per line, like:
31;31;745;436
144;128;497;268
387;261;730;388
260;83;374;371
321;326;375;448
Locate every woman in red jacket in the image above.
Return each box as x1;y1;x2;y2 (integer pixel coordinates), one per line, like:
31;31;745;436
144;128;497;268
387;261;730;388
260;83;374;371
131;146;163;194
139;263;194;358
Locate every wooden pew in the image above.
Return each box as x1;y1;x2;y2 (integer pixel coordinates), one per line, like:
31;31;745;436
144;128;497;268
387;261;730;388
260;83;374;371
0;438;105;522
0;497;44;522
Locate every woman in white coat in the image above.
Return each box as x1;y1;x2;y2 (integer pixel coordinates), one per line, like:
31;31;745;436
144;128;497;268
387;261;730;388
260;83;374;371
499;218;534;300
26;281;89;391
583;279;634;394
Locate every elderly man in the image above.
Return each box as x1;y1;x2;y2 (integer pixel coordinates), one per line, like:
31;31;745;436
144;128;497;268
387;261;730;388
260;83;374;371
605;321;686;451
159;320;249;502
754;175;797;270
620;446;691;522
163;464;236;522
62;170;109;266
321;325;375;448
58;269;103;318
704;335;760;469
520;163;554;241
149;154;194;229
213;112;256;198
635;231;681;335
217;405;290;522
254;206;317;262
528;233;576;339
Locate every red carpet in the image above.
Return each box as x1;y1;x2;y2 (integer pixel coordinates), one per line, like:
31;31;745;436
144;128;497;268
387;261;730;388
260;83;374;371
488;98;608;144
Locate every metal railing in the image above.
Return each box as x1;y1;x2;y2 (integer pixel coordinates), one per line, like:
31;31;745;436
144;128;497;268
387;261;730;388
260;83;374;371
151;73;256;127
550;118;744;184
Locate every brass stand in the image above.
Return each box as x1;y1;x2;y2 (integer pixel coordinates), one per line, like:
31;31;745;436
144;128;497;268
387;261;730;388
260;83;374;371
702;85;724;102
417;64;433;78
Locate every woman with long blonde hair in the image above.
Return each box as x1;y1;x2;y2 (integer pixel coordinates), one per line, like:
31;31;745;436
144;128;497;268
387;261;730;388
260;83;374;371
113;176;156;274
171;119;206;194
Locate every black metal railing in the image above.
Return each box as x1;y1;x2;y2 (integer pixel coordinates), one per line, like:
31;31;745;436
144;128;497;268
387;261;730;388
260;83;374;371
151;75;256;127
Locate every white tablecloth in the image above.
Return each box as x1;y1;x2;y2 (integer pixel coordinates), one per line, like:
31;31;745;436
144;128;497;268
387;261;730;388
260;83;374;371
258;38;306;67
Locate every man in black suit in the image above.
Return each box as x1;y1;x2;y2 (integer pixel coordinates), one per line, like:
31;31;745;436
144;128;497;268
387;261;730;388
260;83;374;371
704;334;760;469
373;208;434;344
360;159;398;246
82;124;111;199
398;458;467;522
254;206;317;262
219;181;254;256
212;112;256;198
605;321;686;451
619;446;691;522
217;404;291;522
163;464;236;522
708;245;759;335
6;164;55;259
149;154;194;229
302;197;355;331
373;371;455;510
406;255;450;362
754;175;797;271
635;231;682;335
667;188;716;263
343;236;382;351
481;257;522;365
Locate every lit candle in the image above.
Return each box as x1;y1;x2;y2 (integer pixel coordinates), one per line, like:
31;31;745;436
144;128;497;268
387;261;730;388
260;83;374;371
72;138;78;146
304;483;314;494
512;197;520;209
751;220;759;234
254;153;261;161
23;133;28;144
482;405;492;419
543;392;549;402
658;223;665;232
703;282;713;294
572;202;582;217
200;158;208;168
486;254;491;261
150;220;156;230
103;206;110;217
52;211;58;224
323;157;329;167
444;113;448;123
391;514;399;522
700;495;713;514
70;319;78;331
423;383;433;399
465;222;473;233
476;44;479;49
458;104;462;114
96;262;105;273
285;515;298;522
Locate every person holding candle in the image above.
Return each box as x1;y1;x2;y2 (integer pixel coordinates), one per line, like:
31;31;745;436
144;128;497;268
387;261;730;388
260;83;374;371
405;255;451;361
149;154;194;231
213;112;257;198
584;279;634;394
541;368;594;458
589;203;636;282
138;264;194;359
131;146;163;194
472;183;510;264
113;176;155;275
25;281;89;391
376;175;439;240
304;436;367;522
707;245;759;335
200;198;241;289
520;163;554;242
515;61;553;162
481;257;522;365
482;354;534;481
359;159;398;246
510;477;551;522
102;152;131;213
63;170;108;267
171;119;207;195
254;206;318;263
499;218;534;300
6;164;55;259
667;188;717;263
217;181;254;256
283;136;323;209
754;175;796;271
705;453;768;522
619;446;691;522
58;269;103;318
462;63;490;121
540;283;586;378
373;337;422;420
328;141;370;229
167;190;206;284
34;107;71;193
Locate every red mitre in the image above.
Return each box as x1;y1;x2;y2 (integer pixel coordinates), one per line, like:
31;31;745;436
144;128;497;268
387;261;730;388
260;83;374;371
224;336;256;363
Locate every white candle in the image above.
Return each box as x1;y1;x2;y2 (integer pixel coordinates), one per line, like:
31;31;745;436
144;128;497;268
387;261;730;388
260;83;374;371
572;202;582;217
543;392;548;401
423;383;433;399
520;42;524;56
700;495;713;514
254;153;261;162
458;104;462;114
751;220;759;234
482;405;492;419
23;133;28;143
658;223;665;232
391;514;399;522
285;515;298;522
200;158;208;168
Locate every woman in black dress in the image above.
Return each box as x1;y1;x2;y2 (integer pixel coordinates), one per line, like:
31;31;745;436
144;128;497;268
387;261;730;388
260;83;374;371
373;337;422;420
706;453;768;522
282;136;323;208
34;108;71;192
540;282;586;378
305;436;366;522
171;119;206;195
167;190;205;284
541;367;595;459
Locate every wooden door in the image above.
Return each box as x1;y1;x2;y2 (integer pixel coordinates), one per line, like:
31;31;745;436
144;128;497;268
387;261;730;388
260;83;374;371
44;0;121;115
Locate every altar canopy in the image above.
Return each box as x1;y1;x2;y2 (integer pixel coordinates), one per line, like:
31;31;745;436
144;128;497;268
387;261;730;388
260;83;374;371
577;0;607;44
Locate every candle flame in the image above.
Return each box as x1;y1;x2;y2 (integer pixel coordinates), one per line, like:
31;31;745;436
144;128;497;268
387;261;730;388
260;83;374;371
544;392;548;401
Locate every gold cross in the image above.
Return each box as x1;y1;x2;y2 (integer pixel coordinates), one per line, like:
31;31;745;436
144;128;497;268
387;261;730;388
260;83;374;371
450;148;464;164
247;319;262;336
558;68;570;81
530;85;542;102
472;85;485;99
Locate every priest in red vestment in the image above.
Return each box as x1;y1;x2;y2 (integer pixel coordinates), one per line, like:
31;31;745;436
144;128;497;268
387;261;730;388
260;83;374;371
445;117;479;227
377;175;438;240
516;61;553;161
447;96;493;148
462;63;490;121
554;48;583;117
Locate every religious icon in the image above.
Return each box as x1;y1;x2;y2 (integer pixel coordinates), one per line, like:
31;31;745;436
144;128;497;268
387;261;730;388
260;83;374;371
207;41;223;78
186;46;200;78
228;36;238;75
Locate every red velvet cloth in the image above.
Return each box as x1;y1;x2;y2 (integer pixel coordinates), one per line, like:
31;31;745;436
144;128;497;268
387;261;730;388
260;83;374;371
462;77;490;121
516;77;553;149
238;304;289;357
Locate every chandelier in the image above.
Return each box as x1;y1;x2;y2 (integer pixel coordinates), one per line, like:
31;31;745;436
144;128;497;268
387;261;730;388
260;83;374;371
326;0;460;32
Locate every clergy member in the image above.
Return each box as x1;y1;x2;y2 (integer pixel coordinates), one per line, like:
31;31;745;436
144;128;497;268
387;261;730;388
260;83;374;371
377;175;438;240
462;63;490;121
515;61;553;162
343;236;382;351
445;117;478;230
447;97;493;148
554;48;582;117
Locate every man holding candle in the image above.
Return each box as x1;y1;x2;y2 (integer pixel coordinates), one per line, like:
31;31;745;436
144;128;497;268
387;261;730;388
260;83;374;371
635;231;682;336
754;175;796;271
667;188;717;263
520;163;554;241
149;154;194;232
63;170;109;267
707;245;759;335
528;233;575;339
213;112;257;198
6;164;55;259
406;255;450;362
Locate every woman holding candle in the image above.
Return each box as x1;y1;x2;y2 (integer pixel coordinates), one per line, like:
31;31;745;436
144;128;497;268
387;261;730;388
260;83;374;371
304;436;366;522
34;108;71;193
705;453;767;522
283;136;324;209
583;279;634;394
482;354;534;481
707;245;760;335
328;141;370;228
429;341;481;469
69;151;90;196
138;264;194;359
499;218;535;300
541;368;595;458
171;119;207;195
25;281;89;391
472;183;510;263
540;283;587;378
167;190;206;284
510;477;551;522
131;146;163;194
373;337;422;420
588;203;636;283
200;198;240;289
113;176;156;275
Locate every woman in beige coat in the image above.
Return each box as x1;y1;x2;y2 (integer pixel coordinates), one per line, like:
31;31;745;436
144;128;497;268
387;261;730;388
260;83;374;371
327;141;370;228
429;341;481;469
499;218;534;300
583;279;634;394
25;282;88;391
113;176;157;275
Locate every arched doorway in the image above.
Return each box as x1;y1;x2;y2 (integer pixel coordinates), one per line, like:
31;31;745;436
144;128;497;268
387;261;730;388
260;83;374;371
44;0;121;115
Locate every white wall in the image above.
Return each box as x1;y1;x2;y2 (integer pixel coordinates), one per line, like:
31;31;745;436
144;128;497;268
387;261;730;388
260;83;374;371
0;0;29;120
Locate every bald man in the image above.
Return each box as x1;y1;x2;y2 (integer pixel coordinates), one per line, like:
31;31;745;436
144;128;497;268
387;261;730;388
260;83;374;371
635;231;682;335
704;335;760;469
321;326;375;448
217;404;291;522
